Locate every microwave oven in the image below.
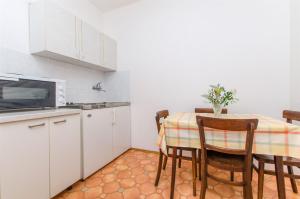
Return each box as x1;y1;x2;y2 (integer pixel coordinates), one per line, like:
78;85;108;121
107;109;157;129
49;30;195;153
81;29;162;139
0;73;66;112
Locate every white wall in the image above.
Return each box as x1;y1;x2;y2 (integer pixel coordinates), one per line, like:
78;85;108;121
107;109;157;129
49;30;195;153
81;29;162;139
0;0;107;103
102;0;290;151
0;0;104;53
290;0;300;110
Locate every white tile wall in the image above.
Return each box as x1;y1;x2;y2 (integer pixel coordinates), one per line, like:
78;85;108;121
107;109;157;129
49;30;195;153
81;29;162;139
0;47;106;103
0;48;131;103
104;71;130;102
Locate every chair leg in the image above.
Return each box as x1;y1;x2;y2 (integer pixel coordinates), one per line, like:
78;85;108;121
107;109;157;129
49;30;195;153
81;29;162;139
198;149;201;180
257;161;265;199
163;147;169;170
243;159;253;199
287;165;298;193
191;150;197;196
178;149;182;168
155;150;164;186
243;170;253;199
170;147;178;199
200;158;207;199
163;155;168;170
230;171;234;181
251;164;253;181
274;156;286;199
200;171;207;199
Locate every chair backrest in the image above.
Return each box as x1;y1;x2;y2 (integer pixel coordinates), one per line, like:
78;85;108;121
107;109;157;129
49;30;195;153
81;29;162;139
195;108;228;114
155;110;169;133
283;110;300;123
196;116;258;158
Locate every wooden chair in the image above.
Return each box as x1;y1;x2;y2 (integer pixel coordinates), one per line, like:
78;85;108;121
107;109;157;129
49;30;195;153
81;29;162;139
196;115;258;199
154;110;198;197
253;110;300;199
194;108;232;181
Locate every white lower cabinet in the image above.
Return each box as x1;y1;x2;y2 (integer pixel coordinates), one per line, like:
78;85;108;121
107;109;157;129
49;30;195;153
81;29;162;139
0;119;50;199
0;113;81;199
112;106;131;158
82;106;131;179
82;109;113;179
49;114;81;198
0;107;131;198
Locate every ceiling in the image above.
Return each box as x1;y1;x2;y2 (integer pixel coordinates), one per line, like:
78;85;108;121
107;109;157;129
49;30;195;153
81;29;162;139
90;0;140;13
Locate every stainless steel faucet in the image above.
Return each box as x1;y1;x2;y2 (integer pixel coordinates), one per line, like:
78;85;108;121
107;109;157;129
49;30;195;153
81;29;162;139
92;82;106;92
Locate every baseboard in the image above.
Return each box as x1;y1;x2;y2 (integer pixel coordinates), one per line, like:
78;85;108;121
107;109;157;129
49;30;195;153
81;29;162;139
130;147;159;154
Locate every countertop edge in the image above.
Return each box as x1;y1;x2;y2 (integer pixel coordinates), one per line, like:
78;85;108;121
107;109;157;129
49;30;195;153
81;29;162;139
0;109;81;124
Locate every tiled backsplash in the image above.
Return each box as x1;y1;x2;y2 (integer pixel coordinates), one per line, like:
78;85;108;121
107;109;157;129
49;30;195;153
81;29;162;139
0;47;116;103
104;71;130;102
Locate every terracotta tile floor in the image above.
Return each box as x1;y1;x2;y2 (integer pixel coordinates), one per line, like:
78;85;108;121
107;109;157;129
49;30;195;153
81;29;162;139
54;149;300;199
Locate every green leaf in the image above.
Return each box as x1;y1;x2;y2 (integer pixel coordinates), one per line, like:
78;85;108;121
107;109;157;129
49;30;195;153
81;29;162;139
202;84;238;107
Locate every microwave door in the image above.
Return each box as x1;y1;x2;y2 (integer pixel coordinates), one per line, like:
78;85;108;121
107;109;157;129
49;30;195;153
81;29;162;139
0;79;56;111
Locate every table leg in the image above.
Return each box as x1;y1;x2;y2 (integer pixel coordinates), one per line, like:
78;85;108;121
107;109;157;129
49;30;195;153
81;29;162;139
170;147;177;199
274;156;286;199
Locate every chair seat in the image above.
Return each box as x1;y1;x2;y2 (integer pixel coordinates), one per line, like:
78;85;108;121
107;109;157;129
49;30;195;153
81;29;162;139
254;154;300;167
207;151;245;172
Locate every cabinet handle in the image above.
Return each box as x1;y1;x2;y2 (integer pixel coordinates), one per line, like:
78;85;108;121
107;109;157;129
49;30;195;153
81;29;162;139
54;120;67;124
81;22;83;52
28;123;46;129
75;18;77;50
87;114;92;118
112;109;116;125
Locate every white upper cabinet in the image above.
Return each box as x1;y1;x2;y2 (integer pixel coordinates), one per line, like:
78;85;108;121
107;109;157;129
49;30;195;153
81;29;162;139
99;33;105;66
103;34;117;70
29;0;117;71
80;21;102;65
45;1;78;59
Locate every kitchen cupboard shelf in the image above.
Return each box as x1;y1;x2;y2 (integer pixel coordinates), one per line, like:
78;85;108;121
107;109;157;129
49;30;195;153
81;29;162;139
29;0;117;71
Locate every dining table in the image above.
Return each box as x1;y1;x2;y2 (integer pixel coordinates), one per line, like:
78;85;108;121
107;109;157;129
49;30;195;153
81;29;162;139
157;112;300;199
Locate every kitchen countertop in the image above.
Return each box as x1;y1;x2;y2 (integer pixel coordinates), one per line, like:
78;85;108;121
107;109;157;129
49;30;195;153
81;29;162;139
0;108;81;124
102;102;130;108
61;102;131;110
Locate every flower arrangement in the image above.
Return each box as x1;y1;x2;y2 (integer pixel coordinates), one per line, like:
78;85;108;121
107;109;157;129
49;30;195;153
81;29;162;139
202;84;238;115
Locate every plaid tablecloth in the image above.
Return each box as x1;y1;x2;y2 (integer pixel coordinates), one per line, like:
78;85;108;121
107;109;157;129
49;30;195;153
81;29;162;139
157;112;300;159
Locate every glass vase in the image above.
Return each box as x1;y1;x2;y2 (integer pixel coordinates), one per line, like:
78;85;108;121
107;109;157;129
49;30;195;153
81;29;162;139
212;104;222;116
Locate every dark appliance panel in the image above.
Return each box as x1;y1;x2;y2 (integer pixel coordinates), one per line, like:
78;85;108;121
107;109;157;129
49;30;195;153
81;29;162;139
0;78;56;111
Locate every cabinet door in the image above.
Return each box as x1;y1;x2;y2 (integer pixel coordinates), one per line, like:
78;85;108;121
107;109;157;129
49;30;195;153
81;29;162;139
113;106;131;158
82;109;113;179
0;119;49;199
80;21;101;65
99;33;105;66
49;114;81;198
103;35;117;70
45;1;78;59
